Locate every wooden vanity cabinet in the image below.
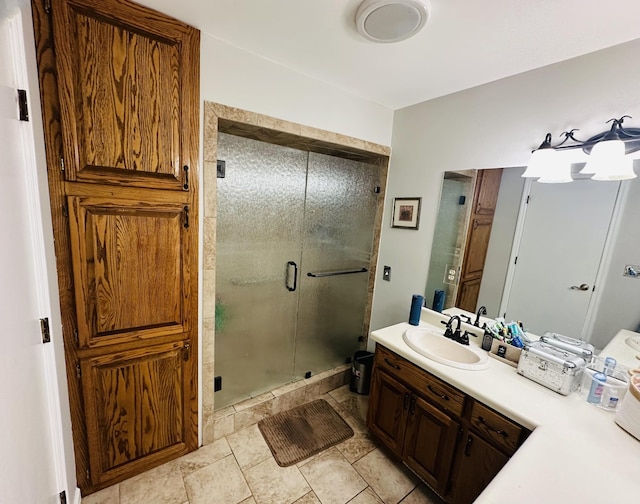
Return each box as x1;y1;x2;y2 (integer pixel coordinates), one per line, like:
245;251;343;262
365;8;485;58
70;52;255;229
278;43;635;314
367;346;463;496
367;345;529;504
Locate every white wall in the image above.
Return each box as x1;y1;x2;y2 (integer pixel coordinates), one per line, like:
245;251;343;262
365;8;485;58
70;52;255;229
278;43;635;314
200;33;394;146
370;38;640;344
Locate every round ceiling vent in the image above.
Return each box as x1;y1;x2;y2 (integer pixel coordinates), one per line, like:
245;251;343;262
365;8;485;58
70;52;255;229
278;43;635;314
355;0;431;43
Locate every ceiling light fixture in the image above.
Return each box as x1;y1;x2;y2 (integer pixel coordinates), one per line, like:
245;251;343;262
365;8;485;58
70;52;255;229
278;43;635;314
523;116;640;182
355;0;431;43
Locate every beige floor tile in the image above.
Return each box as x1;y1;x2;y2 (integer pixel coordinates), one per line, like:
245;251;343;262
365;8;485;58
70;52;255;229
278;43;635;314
293;492;322;503
177;438;233;477
399;485;444;504
348;487;383;503
239;497;257;504
298;447;367;504
227;424;273;470
328;385;351;403
353;449;418;504
120;460;187;504
184;454;251;504
81;484;120;504
244;457;310;504
336;431;377;464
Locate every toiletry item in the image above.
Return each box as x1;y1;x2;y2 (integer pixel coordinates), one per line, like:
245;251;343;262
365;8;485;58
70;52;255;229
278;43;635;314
604;357;616;376
482;329;493;351
587;372;607;404
409;294;424;326
432;290;445;313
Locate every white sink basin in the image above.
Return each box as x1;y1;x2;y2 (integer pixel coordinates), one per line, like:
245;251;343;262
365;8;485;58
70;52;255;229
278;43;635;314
626;336;640;352
403;327;489;371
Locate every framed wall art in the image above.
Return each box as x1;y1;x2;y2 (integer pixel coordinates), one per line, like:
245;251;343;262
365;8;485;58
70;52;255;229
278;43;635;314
392;197;421;229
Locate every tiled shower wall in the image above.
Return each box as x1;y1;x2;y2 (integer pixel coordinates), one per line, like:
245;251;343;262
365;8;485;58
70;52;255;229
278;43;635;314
201;102;390;444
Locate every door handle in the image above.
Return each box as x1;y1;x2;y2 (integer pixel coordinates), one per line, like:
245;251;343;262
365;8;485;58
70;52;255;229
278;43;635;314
286;261;298;292
570;283;590;291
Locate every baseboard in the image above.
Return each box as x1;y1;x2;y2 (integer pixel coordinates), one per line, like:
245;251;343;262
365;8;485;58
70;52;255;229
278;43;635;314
73;487;82;504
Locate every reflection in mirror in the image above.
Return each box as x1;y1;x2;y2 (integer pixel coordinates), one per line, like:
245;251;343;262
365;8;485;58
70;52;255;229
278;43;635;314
425;171;476;312
425;166;640;348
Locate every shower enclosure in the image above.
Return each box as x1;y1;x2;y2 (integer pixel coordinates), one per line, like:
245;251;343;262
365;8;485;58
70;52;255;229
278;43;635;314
215;132;380;408
425;172;475;310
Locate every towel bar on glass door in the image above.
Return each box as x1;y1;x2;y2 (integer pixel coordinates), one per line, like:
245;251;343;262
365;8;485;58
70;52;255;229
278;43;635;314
307;268;368;278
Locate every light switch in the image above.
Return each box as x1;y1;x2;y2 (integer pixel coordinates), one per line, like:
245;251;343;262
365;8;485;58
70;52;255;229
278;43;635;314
383;265;391;281
624;264;640;278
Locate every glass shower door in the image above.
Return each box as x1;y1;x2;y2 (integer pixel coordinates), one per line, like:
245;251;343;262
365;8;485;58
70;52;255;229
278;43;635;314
293;153;380;378
215;133;308;408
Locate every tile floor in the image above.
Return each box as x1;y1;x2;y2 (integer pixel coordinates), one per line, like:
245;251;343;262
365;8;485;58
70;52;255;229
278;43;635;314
82;385;444;504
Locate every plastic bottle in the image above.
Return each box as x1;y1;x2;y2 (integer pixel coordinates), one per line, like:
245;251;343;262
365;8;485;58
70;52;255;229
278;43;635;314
587;372;607;404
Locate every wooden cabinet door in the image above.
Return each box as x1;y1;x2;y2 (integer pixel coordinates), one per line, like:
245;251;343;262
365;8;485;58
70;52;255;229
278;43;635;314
67;195;189;348
51;0;198;190
81;341;189;483
32;0;199;494
449;432;509;504
366;370;409;457
403;395;459;495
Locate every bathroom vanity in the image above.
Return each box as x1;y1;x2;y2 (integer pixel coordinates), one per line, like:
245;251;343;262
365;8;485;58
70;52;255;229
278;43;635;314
368;313;640;503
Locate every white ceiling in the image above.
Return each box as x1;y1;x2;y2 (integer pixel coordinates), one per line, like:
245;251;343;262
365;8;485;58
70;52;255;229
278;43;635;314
138;0;640;110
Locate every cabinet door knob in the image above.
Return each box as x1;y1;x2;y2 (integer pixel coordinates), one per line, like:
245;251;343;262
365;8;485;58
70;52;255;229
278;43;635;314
464;434;474;456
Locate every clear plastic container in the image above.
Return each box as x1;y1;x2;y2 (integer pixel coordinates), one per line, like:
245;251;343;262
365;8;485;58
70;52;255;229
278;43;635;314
579;356;629;411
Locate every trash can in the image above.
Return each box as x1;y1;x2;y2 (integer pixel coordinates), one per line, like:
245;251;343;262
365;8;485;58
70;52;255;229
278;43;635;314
350;350;374;395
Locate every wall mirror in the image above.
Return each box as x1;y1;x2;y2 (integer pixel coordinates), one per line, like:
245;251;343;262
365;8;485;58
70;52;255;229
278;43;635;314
425;166;640;349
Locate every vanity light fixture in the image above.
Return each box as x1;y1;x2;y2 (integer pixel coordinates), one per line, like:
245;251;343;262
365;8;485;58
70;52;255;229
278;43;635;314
523;116;640;182
355;0;431;43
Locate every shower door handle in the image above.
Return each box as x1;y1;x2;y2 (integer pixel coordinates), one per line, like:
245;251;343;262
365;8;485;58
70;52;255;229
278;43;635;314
286;261;298;292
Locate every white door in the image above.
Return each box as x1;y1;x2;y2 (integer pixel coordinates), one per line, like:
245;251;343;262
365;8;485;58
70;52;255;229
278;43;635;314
0;9;59;503
504;179;620;338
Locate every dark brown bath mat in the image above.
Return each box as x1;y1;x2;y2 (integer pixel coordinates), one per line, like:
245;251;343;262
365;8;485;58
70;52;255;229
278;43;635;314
258;399;354;466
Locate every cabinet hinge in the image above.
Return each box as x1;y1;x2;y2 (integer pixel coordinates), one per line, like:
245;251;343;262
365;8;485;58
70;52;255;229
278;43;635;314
44;0;52;14
514;256;518;265
76;364;81;379
86;468;90;481
58;490;67;504
73;328;79;346
183;342;191;361
62;203;69;218
59;156;65;172
40;317;51;344
526;195;530;204
18;89;29;121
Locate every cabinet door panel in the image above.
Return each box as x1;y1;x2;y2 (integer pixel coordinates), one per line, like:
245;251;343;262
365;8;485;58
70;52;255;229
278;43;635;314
68;196;187;347
404;395;459;495
366;370;408;457
52;0;198;190
81;342;187;484
450;432;509;504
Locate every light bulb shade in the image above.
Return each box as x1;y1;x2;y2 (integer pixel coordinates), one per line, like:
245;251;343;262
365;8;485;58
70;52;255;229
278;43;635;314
522;148;561;178
591;155;637;181
537;160;573;183
582;138;625;174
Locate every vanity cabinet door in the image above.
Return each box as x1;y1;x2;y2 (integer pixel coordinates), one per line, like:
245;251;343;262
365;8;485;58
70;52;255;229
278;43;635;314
367;370;409;457
449;432;509;504
403;394;459;496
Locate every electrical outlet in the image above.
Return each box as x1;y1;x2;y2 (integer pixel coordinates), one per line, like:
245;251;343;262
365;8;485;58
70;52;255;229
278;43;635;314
383;265;391;281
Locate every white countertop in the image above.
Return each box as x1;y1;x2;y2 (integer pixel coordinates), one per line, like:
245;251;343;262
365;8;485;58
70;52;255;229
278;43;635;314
370;316;640;503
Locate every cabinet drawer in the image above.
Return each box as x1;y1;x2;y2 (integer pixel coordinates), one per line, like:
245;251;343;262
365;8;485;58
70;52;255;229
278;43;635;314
375;345;466;417
469;401;523;454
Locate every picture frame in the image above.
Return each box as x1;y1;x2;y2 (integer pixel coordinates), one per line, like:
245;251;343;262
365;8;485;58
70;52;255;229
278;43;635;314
392;197;422;229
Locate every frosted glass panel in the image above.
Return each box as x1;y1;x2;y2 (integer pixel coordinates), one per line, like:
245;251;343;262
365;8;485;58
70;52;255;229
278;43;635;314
215;133;307;408
294;153;379;377
425;177;473;309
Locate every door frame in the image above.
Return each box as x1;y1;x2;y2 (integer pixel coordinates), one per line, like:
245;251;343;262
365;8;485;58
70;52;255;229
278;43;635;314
5;5;78;502
499;177;628;342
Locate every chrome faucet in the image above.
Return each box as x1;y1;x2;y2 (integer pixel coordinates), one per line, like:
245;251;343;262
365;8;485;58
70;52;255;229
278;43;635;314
474;306;487;327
